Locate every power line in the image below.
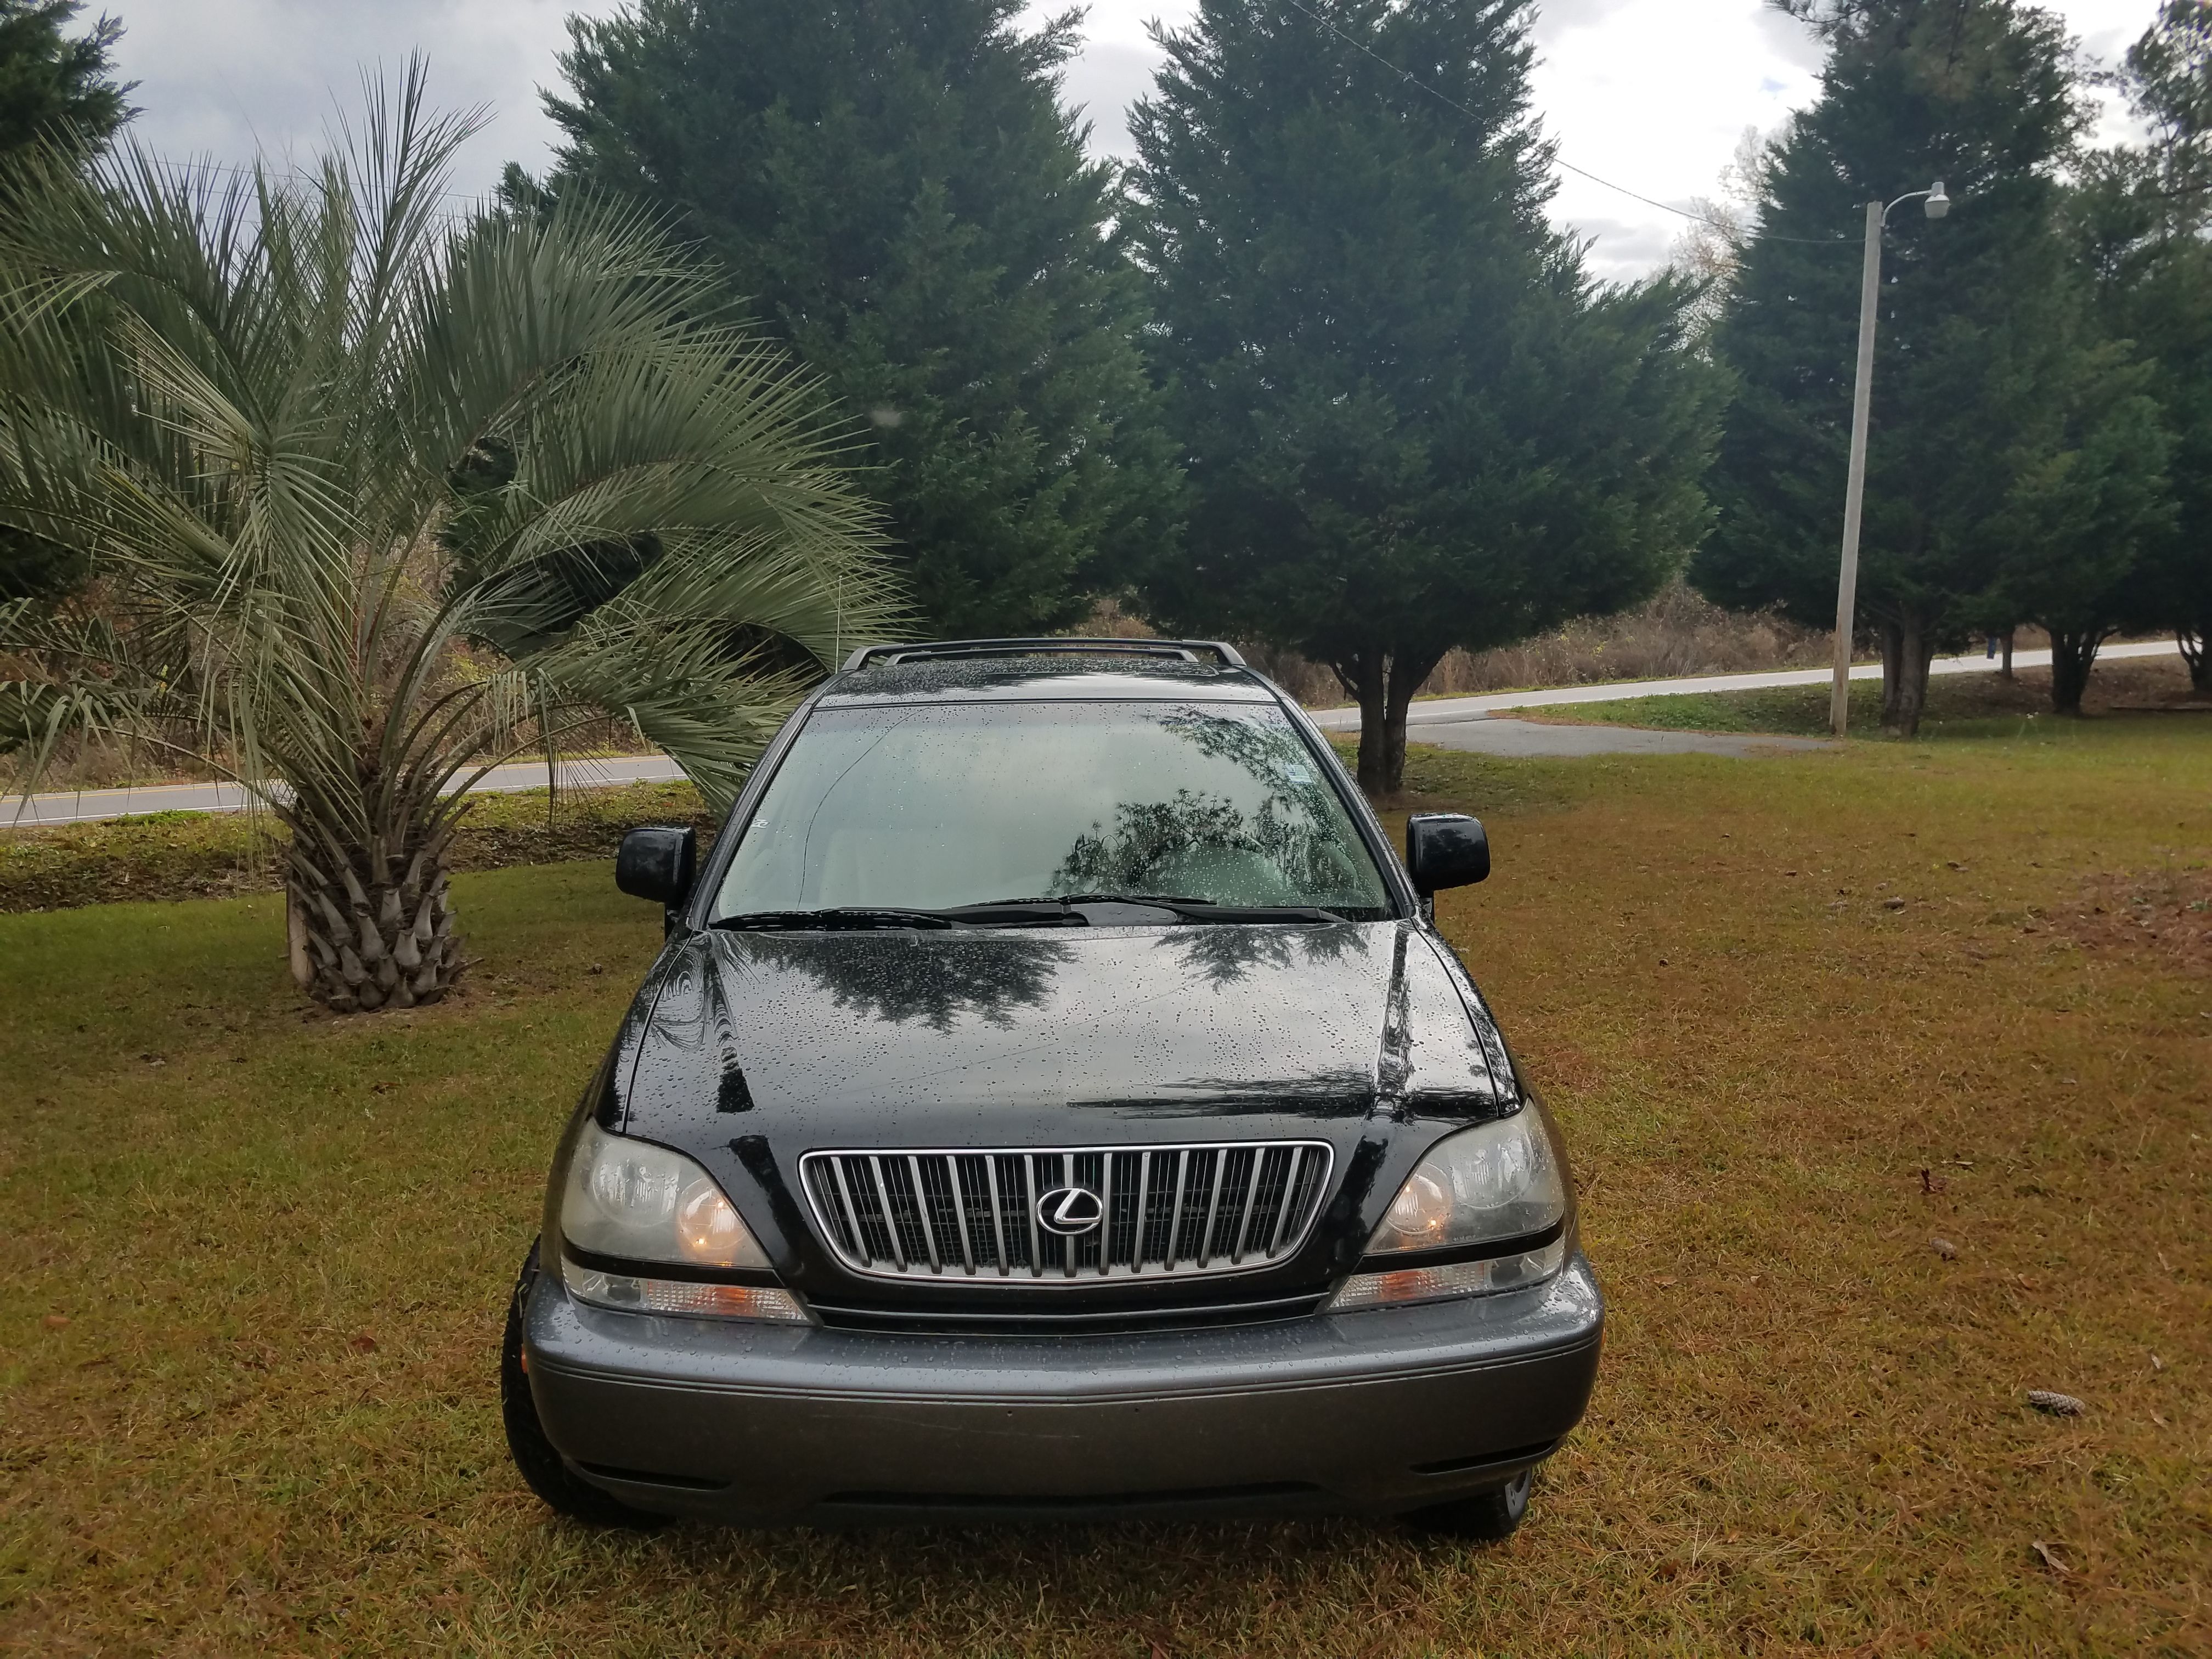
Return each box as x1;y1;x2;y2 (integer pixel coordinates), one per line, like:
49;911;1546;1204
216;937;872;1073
1274;0;1852;248
153;156;496;217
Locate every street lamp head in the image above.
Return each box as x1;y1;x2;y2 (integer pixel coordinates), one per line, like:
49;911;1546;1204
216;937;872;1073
1924;180;1951;219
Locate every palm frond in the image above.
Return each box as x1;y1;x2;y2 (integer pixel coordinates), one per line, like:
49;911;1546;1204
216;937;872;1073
0;65;905;892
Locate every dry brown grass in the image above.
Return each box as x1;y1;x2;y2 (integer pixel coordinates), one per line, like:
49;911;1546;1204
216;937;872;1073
2;721;2207;1656
2057;868;2212;976
1234;581;1838;706
1081;583;1837;707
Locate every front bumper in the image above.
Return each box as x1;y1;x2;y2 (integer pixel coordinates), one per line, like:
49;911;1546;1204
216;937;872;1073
524;1256;1603;1523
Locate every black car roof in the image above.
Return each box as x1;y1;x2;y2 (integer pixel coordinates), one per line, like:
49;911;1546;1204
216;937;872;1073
816;652;1281;706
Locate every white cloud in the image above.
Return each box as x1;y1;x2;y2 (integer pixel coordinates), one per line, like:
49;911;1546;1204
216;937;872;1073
1047;0;2161;283
1057;38;1164;157
112;0;624;202
112;0;2168;262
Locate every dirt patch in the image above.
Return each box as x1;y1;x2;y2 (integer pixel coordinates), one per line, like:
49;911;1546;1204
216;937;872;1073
1933;655;2205;718
2054;867;2212;973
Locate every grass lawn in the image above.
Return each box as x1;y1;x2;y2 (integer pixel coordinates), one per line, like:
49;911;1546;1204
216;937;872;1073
2;722;2208;1656
0;780;717;913
1526;654;2204;741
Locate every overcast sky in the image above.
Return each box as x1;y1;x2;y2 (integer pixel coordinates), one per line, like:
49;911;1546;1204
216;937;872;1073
114;0;2160;282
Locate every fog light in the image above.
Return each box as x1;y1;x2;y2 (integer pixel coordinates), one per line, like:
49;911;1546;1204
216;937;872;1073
568;1265;811;1324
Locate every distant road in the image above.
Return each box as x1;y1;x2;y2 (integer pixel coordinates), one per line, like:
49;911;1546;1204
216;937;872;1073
1304;640;2183;731
4;640;2185;825
2;753;687;828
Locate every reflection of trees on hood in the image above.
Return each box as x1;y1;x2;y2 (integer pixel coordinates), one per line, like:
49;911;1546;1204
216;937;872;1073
725;933;1076;1033
1163;922;1372;989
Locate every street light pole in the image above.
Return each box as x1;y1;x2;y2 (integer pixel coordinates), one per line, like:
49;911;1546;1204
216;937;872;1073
1830;201;1883;737
1829;181;1949;738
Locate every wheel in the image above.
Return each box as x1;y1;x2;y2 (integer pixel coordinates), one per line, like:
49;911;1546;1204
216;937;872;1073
500;1241;668;1530
1401;1466;1534;1542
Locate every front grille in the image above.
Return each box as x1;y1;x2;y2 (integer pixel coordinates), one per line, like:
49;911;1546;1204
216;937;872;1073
799;1142;1334;1284
808;1292;1330;1335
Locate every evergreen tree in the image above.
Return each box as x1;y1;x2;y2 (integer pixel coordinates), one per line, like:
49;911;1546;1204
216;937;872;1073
0;0;129;161
2067;0;2212;696
0;0;132;602
520;0;1175;637
1979;346;2172;712
1126;0;1720;794
1695;0;2091;735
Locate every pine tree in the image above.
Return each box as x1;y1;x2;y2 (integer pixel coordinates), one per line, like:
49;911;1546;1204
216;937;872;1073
2067;1;2212;696
0;0;129;161
0;0;132;602
1126;0;1720;794
1695;0;2090;735
1979;346;2172;713
519;0;1175;637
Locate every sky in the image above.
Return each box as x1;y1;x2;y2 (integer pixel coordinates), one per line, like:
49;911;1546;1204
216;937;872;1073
112;0;2164;283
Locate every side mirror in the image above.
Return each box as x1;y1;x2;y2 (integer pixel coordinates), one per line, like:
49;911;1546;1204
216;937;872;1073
617;826;697;910
1406;812;1489;894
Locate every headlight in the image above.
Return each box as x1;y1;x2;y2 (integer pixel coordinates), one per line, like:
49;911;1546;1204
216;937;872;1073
1328;1110;1569;1311
557;1120;807;1323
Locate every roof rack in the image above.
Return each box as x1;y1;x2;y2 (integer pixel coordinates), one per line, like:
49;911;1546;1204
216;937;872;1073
841;637;1248;672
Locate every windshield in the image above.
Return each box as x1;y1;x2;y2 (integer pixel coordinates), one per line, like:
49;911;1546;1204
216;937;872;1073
711;701;1393;922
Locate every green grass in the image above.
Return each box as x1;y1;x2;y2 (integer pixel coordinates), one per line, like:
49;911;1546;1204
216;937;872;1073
0;779;715;912
1524;654;2203;741
2;725;2209;1655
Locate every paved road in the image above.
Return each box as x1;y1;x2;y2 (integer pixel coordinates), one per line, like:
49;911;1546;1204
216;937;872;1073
1305;639;2181;731
2;753;687;828
4;639;2182;823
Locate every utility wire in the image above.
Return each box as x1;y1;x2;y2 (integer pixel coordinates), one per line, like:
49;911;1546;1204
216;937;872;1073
1275;0;1853;247
157;155;495;216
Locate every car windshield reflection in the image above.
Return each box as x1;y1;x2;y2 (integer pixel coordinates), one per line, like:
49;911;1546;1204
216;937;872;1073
712;701;1392;923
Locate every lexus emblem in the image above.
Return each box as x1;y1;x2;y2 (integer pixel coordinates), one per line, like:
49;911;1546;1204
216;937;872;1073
1036;1185;1104;1236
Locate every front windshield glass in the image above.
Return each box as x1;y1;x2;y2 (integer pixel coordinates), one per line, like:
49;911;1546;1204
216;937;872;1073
712;701;1393;921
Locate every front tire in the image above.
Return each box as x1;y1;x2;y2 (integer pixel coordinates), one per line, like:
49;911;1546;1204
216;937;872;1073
500;1242;668;1530
1401;1466;1534;1541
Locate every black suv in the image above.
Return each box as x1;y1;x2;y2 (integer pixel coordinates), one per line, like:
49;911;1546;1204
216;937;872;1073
502;639;1602;1536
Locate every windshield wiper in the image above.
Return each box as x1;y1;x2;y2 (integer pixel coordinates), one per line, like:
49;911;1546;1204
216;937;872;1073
713;897;1346;932
712;904;1088;932
978;894;1346;925
712;908;959;932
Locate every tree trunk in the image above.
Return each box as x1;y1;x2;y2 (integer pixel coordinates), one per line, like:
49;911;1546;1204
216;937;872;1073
2046;628;2103;715
1339;645;1444;798
2181;624;2210;697
1382;675;1414;797
1878;620;1905;730
1379;647;1446;797
2000;628;2016;680
1346;651;1389;797
281;799;466;1013
1886;613;1938;738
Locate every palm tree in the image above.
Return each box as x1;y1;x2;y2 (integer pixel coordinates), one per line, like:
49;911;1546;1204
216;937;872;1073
0;66;901;1012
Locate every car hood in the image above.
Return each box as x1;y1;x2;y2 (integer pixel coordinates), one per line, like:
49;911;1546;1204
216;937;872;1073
612;919;1517;1150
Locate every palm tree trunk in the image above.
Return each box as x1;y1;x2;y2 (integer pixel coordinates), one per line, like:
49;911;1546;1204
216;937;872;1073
281;799;466;1012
